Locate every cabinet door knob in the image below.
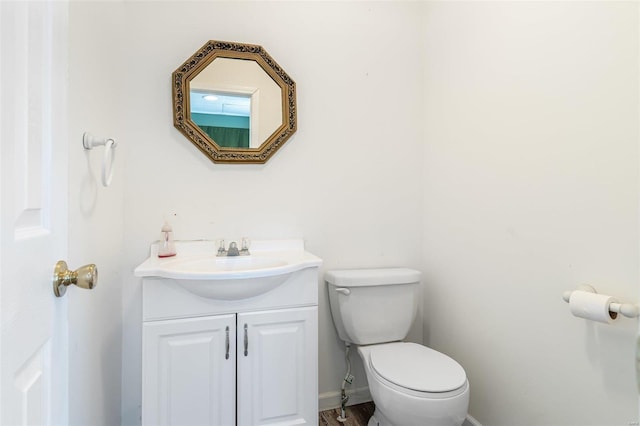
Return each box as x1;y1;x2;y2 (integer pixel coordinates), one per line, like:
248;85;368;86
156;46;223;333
244;323;248;356
225;326;230;360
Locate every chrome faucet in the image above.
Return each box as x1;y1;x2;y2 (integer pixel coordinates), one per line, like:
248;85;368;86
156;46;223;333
227;241;240;256
217;238;250;257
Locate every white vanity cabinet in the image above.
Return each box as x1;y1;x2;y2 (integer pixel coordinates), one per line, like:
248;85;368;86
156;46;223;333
237;307;317;426
136;240;321;426
143;307;318;426
143;315;237;426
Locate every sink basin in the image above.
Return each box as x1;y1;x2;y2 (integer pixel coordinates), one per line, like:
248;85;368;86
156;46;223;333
134;240;322;300
161;255;289;275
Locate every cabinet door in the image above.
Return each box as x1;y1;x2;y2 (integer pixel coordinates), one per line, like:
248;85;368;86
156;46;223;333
143;315;236;426
237;307;318;426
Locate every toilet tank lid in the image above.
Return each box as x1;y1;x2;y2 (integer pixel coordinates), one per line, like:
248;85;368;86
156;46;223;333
325;268;420;287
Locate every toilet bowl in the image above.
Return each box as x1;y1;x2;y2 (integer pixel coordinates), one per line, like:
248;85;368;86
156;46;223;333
325;268;469;426
358;342;469;426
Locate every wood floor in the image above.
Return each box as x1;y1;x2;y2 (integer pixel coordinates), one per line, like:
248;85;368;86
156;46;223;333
319;402;375;426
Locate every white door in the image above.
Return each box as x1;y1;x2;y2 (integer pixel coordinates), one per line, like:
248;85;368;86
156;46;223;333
0;1;69;424
142;315;236;426
237;307;318;426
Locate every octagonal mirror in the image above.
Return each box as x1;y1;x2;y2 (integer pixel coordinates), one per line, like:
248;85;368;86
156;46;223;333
172;41;297;164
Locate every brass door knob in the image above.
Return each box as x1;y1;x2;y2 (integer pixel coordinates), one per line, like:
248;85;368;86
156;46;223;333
53;261;98;297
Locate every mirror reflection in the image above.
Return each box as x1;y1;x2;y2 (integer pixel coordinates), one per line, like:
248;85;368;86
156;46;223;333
172;40;297;164
189;57;283;149
190;91;251;148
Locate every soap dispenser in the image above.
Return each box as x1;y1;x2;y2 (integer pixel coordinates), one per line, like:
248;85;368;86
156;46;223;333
158;221;176;258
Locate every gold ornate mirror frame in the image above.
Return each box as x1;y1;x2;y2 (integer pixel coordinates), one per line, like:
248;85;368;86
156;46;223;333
172;41;297;164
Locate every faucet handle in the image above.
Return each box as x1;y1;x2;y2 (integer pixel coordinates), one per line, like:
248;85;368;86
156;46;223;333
240;238;251;255
217;239;227;256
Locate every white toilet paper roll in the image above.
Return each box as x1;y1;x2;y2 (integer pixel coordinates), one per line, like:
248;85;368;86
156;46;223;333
569;290;618;324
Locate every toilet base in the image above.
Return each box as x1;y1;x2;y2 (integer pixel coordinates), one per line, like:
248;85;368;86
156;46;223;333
368;407;468;426
367;408;392;426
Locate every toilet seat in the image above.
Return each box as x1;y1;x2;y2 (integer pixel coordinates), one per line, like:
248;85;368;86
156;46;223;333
369;342;467;394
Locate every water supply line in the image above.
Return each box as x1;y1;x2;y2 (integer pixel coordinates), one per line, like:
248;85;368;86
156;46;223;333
337;343;353;423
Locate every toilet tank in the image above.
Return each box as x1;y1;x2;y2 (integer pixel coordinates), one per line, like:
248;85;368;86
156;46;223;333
325;268;421;345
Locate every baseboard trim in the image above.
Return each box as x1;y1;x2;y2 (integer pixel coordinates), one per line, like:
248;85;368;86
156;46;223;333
318;386;372;411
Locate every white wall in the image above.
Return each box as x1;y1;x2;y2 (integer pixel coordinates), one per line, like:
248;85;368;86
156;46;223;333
68;3;125;425
119;2;424;424
63;2;639;425
422;2;639;425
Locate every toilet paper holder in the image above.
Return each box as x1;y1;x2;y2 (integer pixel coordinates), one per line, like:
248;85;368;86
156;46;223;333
562;285;639;319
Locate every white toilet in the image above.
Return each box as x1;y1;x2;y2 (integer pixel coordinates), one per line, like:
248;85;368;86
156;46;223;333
325;268;469;426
